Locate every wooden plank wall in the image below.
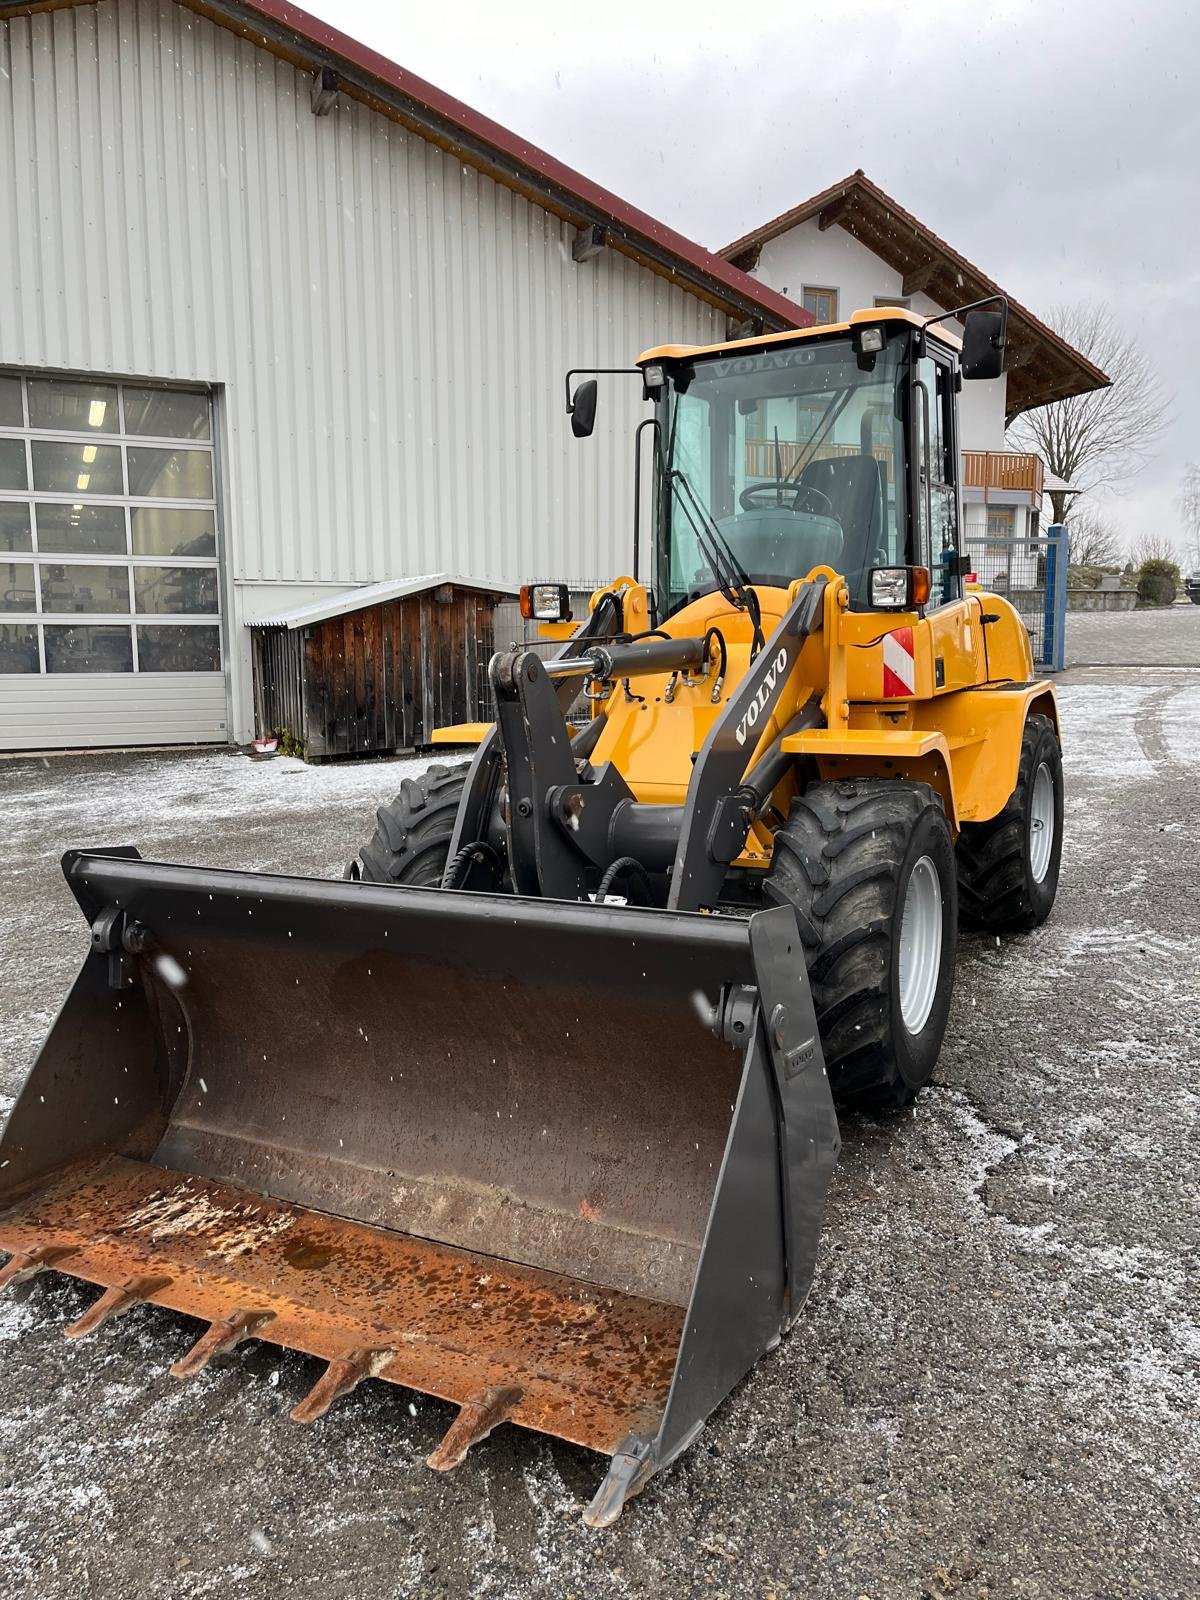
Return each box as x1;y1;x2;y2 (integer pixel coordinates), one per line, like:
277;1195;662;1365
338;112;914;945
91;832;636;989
279;586;500;759
252;626;305;745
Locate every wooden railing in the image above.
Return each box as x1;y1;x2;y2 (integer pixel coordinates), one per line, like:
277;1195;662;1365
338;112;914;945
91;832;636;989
962;450;1044;498
743;442;1044;501
744;439;893;481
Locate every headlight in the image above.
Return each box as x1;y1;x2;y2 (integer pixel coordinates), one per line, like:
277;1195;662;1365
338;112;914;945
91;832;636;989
869;567;931;609
869;568;910;608
520;582;572;622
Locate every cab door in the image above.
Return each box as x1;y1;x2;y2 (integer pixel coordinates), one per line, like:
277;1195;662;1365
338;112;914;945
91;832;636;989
914;348;985;693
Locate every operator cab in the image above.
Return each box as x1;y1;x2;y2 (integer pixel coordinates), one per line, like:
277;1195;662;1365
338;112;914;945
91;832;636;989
637;304;1004;620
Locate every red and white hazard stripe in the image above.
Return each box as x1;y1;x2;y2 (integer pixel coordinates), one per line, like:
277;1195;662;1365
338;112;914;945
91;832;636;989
882;626;916;698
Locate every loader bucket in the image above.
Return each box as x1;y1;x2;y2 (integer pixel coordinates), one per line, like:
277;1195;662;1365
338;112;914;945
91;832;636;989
0;849;839;1524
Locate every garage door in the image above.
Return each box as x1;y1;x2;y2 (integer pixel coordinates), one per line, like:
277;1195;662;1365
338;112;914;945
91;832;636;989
0;372;227;750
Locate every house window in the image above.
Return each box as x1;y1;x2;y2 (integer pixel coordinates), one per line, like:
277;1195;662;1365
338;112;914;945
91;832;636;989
802;286;838;325
987;507;1016;539
0;374;221;675
874;295;911;310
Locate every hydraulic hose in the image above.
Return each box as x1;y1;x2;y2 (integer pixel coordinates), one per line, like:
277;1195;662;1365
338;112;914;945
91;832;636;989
442;839;500;889
702;626;728;681
595;856;653;905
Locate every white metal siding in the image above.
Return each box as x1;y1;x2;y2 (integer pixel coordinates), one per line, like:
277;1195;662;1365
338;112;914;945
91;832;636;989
0;673;228;748
0;0;725;740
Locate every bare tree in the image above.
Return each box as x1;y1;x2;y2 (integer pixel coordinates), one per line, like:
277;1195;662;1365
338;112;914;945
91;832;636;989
1179;462;1200;572
1128;532;1180;568
1063;508;1123;568
1007;303;1171;524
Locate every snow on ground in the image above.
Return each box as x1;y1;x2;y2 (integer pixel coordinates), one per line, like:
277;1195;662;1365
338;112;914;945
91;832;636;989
1057;680;1200;780
1;653;1199;1598
3;747;447;848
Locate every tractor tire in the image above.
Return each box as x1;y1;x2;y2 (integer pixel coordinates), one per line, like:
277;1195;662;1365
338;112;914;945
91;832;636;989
764;780;957;1112
350;762;471;885
955;713;1063;933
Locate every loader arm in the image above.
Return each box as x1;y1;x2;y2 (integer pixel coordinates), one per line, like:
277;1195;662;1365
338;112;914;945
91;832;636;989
477;578;827;910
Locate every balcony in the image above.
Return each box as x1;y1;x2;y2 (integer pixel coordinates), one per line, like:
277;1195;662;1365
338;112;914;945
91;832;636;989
744;439;893;479
962;450;1044;501
743;442;1044;503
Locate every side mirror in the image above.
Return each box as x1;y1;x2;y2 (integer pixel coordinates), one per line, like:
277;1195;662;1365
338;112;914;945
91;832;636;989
569;378;598;438
961;303;1007;381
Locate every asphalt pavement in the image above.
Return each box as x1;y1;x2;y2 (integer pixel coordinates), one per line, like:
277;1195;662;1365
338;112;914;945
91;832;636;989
1;607;1197;1599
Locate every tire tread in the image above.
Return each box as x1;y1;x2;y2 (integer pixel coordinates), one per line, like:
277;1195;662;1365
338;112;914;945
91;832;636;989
765;780;954;1112
956;713;1061;932
354;762;470;885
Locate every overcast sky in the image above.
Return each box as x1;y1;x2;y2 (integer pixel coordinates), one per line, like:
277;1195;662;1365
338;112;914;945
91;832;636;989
310;0;1197;556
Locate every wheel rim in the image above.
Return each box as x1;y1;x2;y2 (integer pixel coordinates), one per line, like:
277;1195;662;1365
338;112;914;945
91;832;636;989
1029;762;1055;884
898;855;943;1035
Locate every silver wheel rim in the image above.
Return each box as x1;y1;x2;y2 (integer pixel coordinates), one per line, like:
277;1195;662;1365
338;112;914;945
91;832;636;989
899;854;942;1035
1029;762;1054;884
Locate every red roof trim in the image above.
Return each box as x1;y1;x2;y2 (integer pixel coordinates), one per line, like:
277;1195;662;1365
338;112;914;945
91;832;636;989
720;170;870;265
3;0;810;330
235;0;811;325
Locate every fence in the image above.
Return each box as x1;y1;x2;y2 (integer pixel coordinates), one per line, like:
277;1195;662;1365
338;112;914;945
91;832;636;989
963;522;1067;671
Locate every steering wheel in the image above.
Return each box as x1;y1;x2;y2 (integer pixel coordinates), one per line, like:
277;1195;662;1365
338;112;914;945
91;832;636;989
739;480;835;519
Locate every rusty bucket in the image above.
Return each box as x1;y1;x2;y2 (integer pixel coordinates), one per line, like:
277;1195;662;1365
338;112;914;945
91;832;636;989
0;848;838;1524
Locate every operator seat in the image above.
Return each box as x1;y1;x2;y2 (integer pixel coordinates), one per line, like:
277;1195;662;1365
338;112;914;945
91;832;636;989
798;455;886;590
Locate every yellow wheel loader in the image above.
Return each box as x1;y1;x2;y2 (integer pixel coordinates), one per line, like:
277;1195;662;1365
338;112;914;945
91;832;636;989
0;302;1063;1526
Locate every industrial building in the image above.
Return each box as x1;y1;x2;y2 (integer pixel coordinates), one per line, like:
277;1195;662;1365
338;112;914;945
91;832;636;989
0;0;805;750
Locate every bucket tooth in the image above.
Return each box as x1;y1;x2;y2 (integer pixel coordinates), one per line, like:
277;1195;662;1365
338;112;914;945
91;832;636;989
0;1245;75;1291
426;1385;524;1472
290;1349;392;1424
64;1274;172;1340
170;1310;275;1379
583;1435;661;1529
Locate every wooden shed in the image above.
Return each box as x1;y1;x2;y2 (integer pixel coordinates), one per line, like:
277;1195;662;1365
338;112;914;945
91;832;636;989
250;574;518;760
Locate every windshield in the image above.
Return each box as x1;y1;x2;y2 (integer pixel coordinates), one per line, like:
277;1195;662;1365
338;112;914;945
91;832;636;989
658;331;909;613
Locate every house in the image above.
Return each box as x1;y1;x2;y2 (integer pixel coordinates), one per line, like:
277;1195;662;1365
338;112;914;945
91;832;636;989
720;171;1108;588
0;0;808;752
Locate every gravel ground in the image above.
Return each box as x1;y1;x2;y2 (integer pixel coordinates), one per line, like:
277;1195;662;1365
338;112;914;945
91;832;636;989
1066;599;1200;667
1;636;1198;1598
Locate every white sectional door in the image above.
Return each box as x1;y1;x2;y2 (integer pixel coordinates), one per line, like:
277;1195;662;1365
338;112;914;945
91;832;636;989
0;373;228;750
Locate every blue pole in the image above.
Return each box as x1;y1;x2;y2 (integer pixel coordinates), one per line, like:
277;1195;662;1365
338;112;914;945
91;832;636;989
1043;524;1067;671
1054;523;1068;671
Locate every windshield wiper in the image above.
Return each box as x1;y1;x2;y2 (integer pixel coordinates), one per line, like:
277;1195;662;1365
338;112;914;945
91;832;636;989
785;384;857;486
666;468;766;655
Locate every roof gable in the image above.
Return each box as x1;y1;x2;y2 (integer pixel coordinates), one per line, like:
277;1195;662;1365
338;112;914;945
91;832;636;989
720;170;1109;421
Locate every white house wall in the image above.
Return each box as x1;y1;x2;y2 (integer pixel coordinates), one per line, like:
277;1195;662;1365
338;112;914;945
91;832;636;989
0;0;724;740
751;219;1008;450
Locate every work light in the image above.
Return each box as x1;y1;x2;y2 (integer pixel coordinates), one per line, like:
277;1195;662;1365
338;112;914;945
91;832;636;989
520;582;572;622
869;566;930;609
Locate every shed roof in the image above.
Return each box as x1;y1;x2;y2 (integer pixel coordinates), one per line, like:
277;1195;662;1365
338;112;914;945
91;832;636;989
251;574;518;630
720;171;1109;422
5;0;810;334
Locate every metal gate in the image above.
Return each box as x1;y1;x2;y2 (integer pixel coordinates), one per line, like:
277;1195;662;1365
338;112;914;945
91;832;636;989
963;522;1067;671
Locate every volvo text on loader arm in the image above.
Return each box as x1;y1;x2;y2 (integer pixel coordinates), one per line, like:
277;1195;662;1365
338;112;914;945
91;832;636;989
0;301;1063;1527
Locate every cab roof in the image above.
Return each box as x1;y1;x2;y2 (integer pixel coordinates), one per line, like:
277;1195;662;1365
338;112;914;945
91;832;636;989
638;305;959;366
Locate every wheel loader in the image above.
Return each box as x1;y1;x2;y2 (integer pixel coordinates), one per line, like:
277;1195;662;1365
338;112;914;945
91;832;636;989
0;301;1063;1527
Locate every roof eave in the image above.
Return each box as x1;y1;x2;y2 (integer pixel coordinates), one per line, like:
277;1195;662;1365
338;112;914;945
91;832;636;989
186;0;812;331
717;171;1110;411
